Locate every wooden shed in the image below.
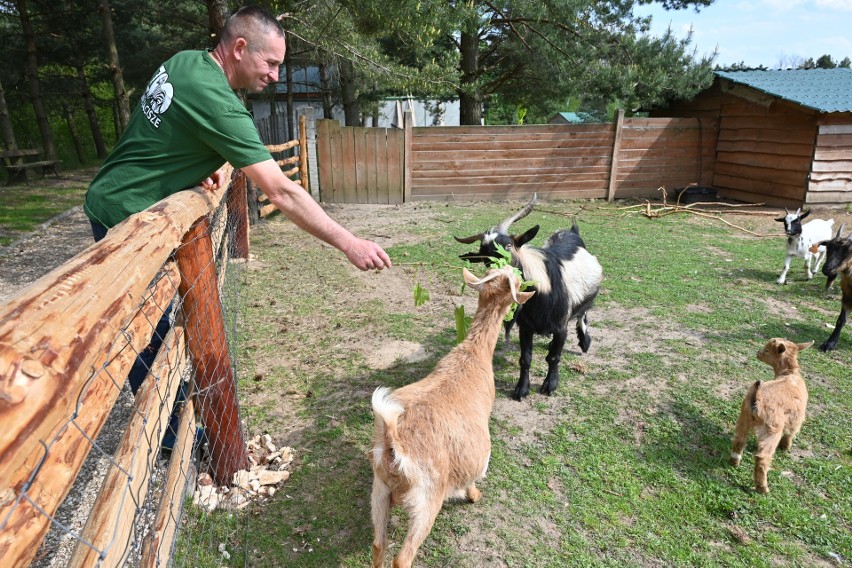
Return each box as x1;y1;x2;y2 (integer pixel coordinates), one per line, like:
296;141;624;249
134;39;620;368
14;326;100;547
651;68;852;208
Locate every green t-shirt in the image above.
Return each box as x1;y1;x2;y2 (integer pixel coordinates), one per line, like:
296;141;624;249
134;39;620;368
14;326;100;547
84;50;271;228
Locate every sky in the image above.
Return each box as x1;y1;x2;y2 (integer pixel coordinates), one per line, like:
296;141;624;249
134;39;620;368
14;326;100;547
633;0;852;69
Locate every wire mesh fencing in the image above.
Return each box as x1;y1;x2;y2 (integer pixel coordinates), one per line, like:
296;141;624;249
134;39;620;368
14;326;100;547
0;167;263;567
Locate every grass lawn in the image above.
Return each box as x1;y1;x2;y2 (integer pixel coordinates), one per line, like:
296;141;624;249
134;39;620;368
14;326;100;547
176;199;850;567
0;181;88;246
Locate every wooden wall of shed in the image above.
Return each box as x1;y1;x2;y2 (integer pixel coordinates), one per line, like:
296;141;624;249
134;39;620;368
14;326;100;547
614;117;716;200
808;116;852;206
713;96;817;208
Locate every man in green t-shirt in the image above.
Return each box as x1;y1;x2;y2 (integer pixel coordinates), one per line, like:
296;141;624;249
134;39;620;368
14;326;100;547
85;5;391;447
85;5;390;272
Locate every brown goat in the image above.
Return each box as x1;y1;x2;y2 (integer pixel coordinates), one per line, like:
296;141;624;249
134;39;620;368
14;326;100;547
370;266;533;568
730;338;812;494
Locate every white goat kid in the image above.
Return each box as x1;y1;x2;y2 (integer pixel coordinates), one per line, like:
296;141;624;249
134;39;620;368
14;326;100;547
370;266;534;568
775;208;834;285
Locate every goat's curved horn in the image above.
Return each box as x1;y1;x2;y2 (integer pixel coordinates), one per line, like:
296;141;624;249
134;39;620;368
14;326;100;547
454;233;485;244
496;194;537;233
836;223;845;239
784;207;790;215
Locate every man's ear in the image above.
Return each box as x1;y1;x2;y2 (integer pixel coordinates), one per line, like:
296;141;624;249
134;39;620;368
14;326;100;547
233;37;248;60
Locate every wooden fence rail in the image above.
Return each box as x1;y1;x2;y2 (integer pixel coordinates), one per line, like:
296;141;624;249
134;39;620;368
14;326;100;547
315;112;718;204
252;114;311;220
0;164;249;567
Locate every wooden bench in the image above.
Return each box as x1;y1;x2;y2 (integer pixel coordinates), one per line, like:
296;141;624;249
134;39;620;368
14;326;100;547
1;149;61;185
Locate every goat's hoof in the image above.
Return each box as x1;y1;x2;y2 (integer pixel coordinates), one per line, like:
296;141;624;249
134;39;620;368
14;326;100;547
539;383;557;396
512;387;530;401
819;341;836;352
755;485;769;494
729;457;741;467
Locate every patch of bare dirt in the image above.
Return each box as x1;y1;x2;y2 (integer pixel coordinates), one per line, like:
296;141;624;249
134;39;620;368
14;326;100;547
0;206;94;302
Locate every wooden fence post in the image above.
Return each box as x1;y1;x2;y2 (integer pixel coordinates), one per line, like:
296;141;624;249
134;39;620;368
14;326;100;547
175;217;248;485
606;108;625;202
227;169;249;259
403;109;413;203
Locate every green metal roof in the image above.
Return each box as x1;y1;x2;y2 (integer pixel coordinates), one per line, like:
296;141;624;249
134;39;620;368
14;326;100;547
715;68;852;113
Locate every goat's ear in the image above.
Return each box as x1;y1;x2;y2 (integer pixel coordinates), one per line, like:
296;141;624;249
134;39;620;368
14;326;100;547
514;225;540;247
462;267;482;288
774;216;786;222
516;290;535;304
796;340;814;352
799;209;810;220
455;233;484;245
776;342;787;355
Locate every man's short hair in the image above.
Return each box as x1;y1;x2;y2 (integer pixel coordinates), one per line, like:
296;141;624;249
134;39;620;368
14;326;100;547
220;5;284;49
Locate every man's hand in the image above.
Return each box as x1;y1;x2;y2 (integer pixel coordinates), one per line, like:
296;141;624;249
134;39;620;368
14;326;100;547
344;238;392;271
200;168;227;191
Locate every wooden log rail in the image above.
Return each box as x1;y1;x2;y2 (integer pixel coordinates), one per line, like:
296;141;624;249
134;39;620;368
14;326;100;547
0;164;251;567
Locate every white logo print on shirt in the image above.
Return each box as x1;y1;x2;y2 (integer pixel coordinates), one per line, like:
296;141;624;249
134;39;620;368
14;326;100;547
140;66;173;128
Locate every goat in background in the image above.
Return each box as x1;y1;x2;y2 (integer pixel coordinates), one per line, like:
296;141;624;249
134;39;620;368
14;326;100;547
370;266;534;568
775;208;834;284
455;194;603;400
730;338;812;494
815;223;852;351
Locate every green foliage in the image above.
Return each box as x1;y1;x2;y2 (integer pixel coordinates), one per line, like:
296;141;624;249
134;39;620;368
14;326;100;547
413;282;430;307
337;0;717;124
454;304;470;344
453;243;533;342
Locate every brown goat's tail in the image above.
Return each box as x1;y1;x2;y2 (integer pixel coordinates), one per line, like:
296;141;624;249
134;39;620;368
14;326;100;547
748;380;761;414
371;387;406;472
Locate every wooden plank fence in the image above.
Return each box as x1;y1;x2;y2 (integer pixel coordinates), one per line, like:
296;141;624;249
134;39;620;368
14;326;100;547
315;112;718;203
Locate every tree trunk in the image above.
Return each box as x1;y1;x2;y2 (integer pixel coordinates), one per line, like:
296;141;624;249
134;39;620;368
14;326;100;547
99;0;131;134
285;31;295;142
63;102;86;163
459;30;482;126
206;0;228;46
340;60;359;127
0;79;18;151
15;0;58;160
319;63;334;120
74;59;108;159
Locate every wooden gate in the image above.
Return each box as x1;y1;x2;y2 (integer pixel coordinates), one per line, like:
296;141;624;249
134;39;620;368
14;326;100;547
315;119;405;203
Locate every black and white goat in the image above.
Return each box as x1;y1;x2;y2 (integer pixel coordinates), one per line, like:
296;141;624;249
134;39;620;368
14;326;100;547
816;223;852;352
454;194;603;400
775;208;834;284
